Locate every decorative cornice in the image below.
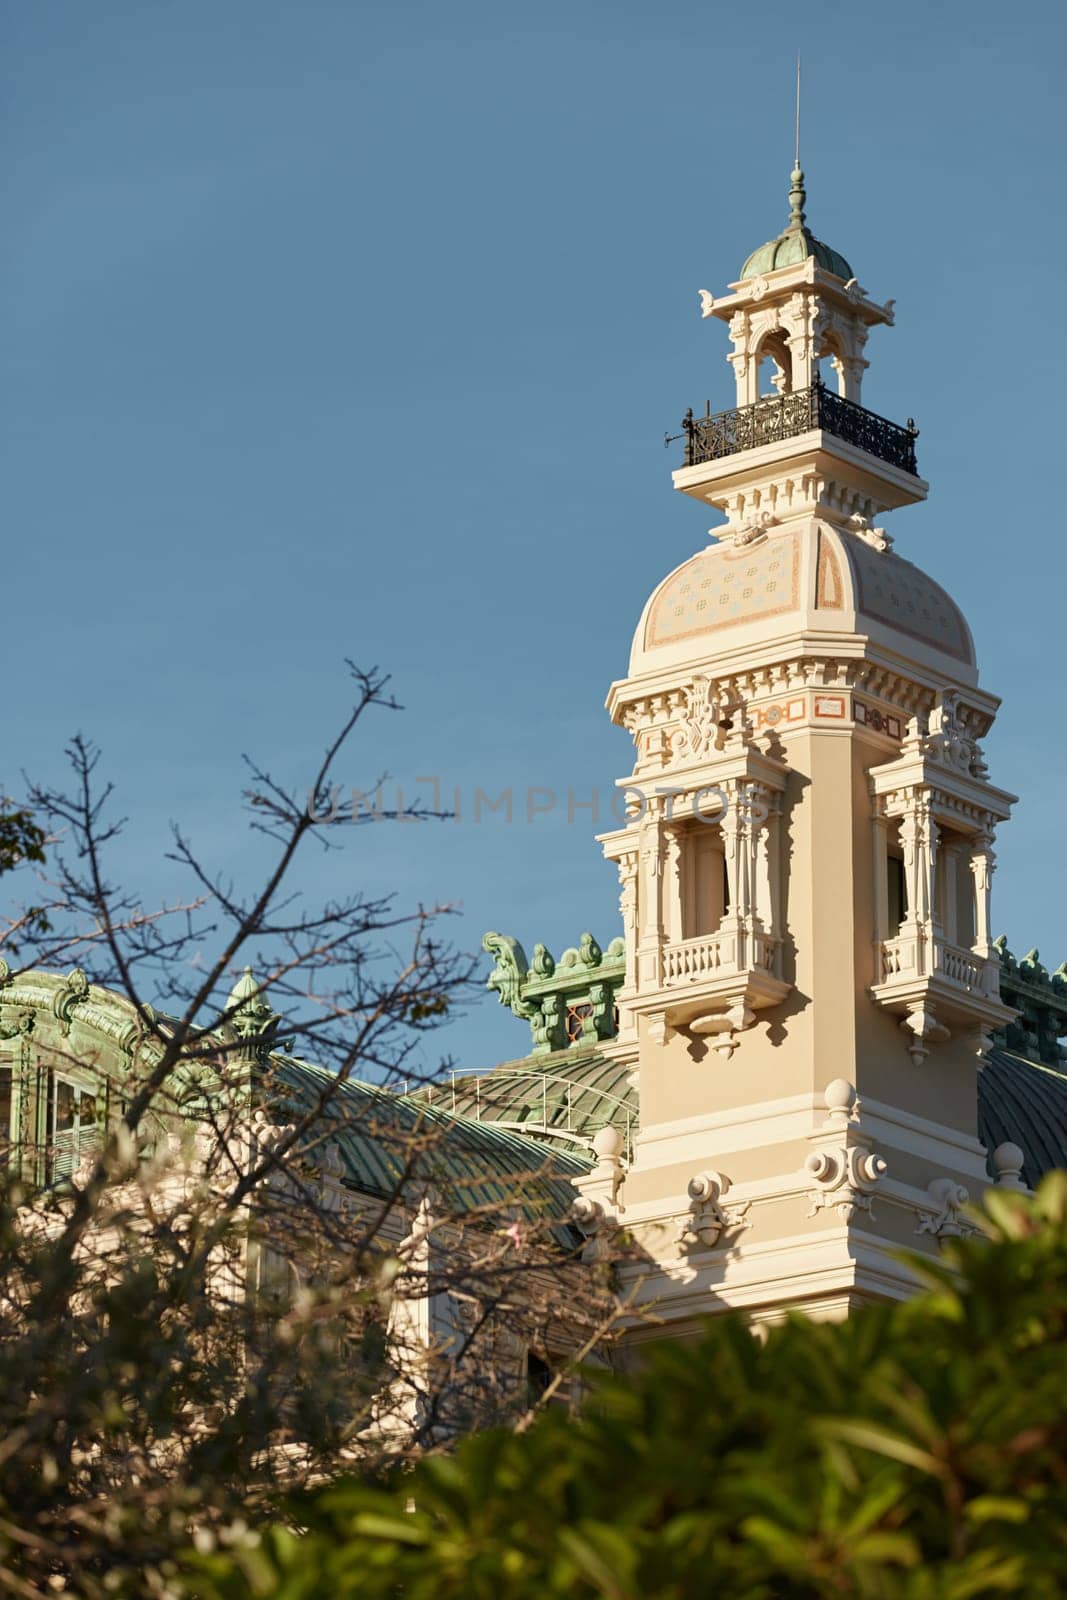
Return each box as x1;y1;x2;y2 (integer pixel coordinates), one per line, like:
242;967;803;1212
994;938;1067;1065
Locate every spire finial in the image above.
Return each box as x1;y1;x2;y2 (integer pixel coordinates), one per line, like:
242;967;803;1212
788;55;806;229
788;165;806;230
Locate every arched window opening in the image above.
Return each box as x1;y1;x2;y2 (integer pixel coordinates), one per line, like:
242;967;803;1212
681;822;729;940
934;827;977;951
755;330;793;398
816;329;848;396
886;820;907;937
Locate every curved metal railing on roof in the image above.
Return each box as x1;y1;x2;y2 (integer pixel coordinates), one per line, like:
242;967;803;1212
673;381;919;476
406;1068;636;1161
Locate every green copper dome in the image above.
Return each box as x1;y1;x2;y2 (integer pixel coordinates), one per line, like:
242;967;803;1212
739;166;853;282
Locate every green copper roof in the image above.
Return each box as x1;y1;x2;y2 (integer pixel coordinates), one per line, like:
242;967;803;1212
274;1056;590;1223
417;1044;638;1157
739;166;853;283
979;1049;1067;1190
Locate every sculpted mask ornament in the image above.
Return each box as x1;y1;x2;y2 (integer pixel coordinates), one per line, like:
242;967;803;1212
680;1169;750;1250
683;675;745;760
0;1009;33;1043
733;509;779;548
917;691;990;780
848;512;893;553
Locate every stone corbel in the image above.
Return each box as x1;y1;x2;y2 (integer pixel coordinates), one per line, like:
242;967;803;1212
973;1026;996;1066
901;1002;950;1067
686;999;756;1060
915;1176;976;1239
53;968;91;1035
647;1012;674;1047
680;1169;750;1250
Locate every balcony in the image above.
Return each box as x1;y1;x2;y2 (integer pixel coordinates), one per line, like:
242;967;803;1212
872;929;1012;1063
663;929;779;985
675;381;919;477
663;932;730;983
880;934;999;995
643;925;787;1055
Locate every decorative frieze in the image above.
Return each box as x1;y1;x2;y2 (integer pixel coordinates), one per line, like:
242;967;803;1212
994;939;1067;1066
483;931;626;1055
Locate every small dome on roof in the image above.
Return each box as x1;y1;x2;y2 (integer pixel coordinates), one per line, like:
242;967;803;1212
739;167;853;283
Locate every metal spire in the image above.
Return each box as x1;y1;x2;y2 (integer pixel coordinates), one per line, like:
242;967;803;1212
788;54;806;229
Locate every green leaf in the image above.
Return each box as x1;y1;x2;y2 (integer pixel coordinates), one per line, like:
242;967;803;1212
819;1420;946;1477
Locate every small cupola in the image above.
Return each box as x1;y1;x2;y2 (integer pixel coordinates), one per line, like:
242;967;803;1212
739;166;854;283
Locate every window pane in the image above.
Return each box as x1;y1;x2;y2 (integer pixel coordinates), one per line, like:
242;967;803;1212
887;855;906;936
79;1092;97;1127
54;1080;76;1132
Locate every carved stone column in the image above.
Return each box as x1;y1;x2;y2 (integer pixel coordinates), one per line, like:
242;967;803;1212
917;796;939;939
872;801;890;953
663;824;684;946
753;789;777;944
718;781;748;971
899;792;938;974
727;310;755;407
616;850;639;992
637;807;666;989
843;355;868;403
970;831;998;994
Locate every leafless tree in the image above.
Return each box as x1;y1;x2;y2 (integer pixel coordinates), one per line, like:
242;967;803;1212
0;667;626;1598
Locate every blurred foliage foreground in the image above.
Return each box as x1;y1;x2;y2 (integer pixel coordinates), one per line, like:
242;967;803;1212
170;1177;1067;1600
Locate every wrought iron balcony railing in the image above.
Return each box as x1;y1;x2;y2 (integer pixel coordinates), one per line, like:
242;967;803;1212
674;380;919;476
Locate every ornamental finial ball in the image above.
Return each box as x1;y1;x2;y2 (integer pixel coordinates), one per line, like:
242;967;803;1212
992;1142;1025;1187
824;1078;856;1115
592;1125;623;1161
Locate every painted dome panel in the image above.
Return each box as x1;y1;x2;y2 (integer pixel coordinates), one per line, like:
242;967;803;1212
841;536;974;665
645;531;802;649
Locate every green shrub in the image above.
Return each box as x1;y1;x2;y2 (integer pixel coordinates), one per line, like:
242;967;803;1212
176;1174;1067;1599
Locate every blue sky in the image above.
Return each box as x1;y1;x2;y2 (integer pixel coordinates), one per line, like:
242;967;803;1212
3;0;1064;1071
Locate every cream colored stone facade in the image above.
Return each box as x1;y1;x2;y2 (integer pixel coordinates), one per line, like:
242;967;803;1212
581;198;1022;1331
